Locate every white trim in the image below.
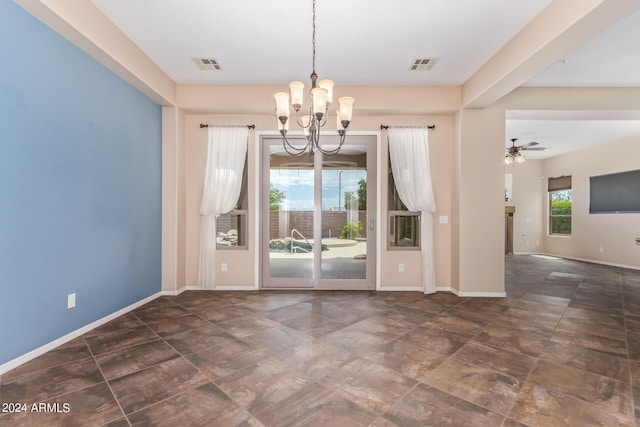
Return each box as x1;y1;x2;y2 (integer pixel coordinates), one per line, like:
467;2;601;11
214;286;258;291
459;292;507;297
513;251;541;255
254;131;269;290
376;131;382;291
541;253;640;271
439;286;506;297
161;287;187;297
378;286;423;292
0;292;162;376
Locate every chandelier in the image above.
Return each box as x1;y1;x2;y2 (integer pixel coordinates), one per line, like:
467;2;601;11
273;0;354;156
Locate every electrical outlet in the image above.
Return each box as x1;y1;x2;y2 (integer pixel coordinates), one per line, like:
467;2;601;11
599;247;605;253
398;263;404;273
221;263;228;272
67;293;76;309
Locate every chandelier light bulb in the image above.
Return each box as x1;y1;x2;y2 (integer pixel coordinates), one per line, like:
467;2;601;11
318;80;334;104
274;92;290;119
288;81;305;109
311;87;328;118
338;97;355;122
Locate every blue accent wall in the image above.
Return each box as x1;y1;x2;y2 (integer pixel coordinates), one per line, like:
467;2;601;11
0;2;162;364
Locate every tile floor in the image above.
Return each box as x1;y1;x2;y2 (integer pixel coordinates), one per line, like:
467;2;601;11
1;255;640;426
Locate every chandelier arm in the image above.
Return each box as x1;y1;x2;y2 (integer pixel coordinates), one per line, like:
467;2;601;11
294;107;311;128
281;132;310;156
318;111;328;128
315;131;346;156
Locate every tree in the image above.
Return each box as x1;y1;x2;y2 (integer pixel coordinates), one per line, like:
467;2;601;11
269;185;286;210
356;178;366;210
344;191;357;210
343;178;367;210
550;190;572;234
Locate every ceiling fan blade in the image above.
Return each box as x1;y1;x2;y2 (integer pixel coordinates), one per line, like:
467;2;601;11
520;146;547;151
519;141;539;148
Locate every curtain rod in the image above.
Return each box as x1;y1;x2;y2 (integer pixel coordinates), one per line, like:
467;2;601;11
380;124;436;130
200;124;255;129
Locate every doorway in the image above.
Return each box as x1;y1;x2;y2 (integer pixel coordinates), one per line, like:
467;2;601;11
261;134;377;290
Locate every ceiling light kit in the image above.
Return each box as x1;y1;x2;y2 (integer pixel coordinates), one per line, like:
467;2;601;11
505;138;543;165
273;0;354;156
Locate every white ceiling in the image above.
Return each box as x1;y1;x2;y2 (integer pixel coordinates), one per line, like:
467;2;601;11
91;0;640;159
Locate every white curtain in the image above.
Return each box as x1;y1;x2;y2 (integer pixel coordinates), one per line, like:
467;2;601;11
388;127;437;294
198;126;248;289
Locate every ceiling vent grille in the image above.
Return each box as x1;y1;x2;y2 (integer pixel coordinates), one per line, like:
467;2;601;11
193;57;222;71
410;58;438;71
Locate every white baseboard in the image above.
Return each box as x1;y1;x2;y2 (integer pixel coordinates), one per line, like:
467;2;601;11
0;292;162;376
441;286;506;298
541;253;640;271
377;286;423;292
215;286;258;291
459;291;507;297
161;288;187;296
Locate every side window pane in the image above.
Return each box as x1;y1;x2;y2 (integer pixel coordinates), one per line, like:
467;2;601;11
388;155;420;249
549;187;572;236
217;155;248;249
389;214;420;248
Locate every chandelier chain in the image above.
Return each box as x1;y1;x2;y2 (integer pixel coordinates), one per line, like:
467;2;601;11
312;0;316;74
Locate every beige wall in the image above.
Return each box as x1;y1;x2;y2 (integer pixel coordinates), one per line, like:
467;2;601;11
456;108;506;295
506;160;545;254
502;87;640;269
182;110;454;290
543;135;640;268
161;107;186;293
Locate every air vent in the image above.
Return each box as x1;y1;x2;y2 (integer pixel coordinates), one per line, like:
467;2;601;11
410;58;438;71
193;57;222;71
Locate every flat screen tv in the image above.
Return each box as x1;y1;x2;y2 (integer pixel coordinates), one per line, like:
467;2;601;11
589;169;640;214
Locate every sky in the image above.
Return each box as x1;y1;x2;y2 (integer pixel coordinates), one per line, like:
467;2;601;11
270;168;366;211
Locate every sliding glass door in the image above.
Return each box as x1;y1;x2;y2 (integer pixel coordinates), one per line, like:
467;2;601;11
261;134;376;289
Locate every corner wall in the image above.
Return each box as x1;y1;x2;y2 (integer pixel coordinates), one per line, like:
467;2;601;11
506;159;545;254
0;1;162;365
543;135;640;268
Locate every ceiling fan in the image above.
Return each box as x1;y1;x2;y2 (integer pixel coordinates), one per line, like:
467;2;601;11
505;138;546;164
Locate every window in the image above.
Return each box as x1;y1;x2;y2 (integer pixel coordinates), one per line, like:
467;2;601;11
217;155;248;249
388;160;420;250
548;176;572;236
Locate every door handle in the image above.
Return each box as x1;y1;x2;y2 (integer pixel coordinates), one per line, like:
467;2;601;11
368;219;375;230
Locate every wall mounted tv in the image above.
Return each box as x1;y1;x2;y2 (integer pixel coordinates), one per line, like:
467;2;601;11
589;168;640;214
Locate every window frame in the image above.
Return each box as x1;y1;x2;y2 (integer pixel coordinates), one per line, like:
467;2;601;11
548;176;572;237
387;210;421;251
387;155;421;250
216;154;249;250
